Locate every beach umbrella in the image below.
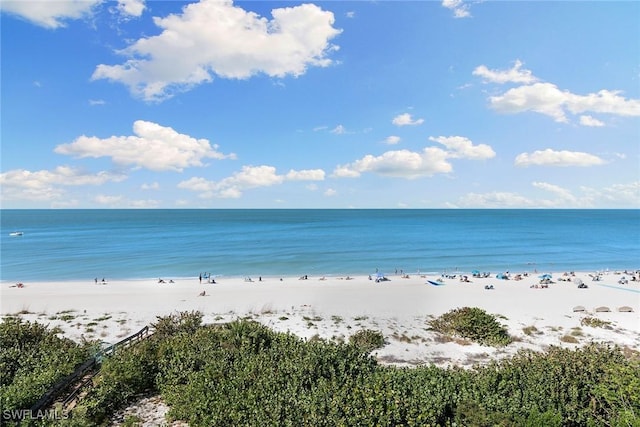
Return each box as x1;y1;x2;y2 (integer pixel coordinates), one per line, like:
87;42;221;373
472;270;480;275
539;274;552;279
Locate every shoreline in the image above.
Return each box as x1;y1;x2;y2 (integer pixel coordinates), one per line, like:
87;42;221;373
2;270;638;368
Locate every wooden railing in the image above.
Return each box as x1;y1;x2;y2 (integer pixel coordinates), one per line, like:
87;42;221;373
29;325;152;413
98;325;151;359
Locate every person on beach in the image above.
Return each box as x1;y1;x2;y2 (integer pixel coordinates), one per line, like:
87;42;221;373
199;274;202;284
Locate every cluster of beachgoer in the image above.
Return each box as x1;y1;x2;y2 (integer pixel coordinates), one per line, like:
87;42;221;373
472;271;492;278
199;273;217;284
616;270;640;283
94;277;107;285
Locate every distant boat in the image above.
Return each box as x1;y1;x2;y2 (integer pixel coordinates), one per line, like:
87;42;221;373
9;232;23;237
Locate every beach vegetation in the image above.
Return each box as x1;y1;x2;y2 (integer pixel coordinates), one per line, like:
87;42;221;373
5;313;638;427
522;325;541;336
349;329;386;352
429;307;512;347
0;317;92;415
122;415;143;426
560;334;580;344
392;332;413;343
581;316;613;329
570;327;584;337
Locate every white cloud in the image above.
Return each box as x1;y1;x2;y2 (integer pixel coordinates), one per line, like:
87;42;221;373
579;115;605;127
489;82;570;122
94;194;159;208
428;136;495;159
178;165;325;198
334;135;494;179
129;199;160;208
117;0;145;17
515;149;605;167
566;89;640;116
384;135;401;145
0;0;102;28
457;192;536;208
92;0;341;101
285;169;325;181
473;60;538;84
141;182;160;190
94;194;124;205
54;120;235;172
459;181;640;208
488;82;640;123
333;148;452;179
441;0;471;18
580;181;640;207
332;165;361;178
532;181;576;202
324;188;337;196
0;167;126;202
345;11;355;19
331;125;347;135
89;99;106;106
392;113;424;126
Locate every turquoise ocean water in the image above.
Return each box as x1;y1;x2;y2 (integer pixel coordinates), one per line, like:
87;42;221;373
1;210;638;282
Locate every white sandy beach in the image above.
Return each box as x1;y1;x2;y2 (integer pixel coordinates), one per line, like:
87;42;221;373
2;270;639;368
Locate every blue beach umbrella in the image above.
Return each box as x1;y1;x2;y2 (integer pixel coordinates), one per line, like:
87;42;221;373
472;270;480;275
539;274;552;279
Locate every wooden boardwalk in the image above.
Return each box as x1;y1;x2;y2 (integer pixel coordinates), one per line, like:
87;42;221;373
30;325;152;414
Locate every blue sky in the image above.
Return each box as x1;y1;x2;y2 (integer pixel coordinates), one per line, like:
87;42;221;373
1;0;639;209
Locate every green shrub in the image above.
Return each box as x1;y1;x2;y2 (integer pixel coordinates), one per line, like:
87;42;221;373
430;307;512;347
0;318;91;412
57;315;638;427
581;316;612;329
349;329;386;352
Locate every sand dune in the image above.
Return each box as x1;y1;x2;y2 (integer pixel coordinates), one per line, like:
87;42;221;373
2;270;638;368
